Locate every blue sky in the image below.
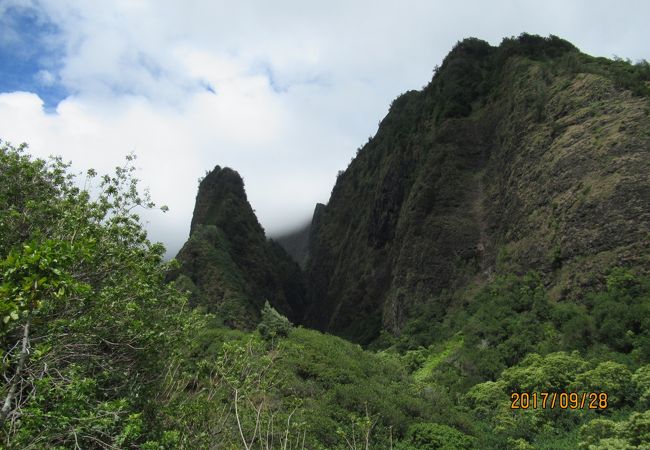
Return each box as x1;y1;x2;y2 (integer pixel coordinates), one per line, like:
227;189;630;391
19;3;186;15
1;0;649;257
0;5;68;110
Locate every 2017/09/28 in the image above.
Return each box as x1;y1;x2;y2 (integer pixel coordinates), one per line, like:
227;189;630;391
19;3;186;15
510;392;608;410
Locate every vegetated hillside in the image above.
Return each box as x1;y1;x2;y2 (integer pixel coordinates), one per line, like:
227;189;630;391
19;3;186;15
170;166;306;328
304;34;650;344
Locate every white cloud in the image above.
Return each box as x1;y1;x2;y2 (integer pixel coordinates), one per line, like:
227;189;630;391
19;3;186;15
1;0;649;256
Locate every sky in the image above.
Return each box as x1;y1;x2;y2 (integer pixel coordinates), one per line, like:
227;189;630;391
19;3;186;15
1;0;649;257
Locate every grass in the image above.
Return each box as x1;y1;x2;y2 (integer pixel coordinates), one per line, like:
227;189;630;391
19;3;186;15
414;334;464;382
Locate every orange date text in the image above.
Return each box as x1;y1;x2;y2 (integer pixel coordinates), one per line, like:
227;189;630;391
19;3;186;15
510;392;608;410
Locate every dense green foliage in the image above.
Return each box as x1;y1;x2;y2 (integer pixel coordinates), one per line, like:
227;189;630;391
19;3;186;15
395;269;650;448
160;268;650;449
0;142;204;447
396;423;476;450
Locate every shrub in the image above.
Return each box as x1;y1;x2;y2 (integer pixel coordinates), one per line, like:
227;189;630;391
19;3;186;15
257;300;292;341
397;422;476;449
573;362;633;407
632;365;650;408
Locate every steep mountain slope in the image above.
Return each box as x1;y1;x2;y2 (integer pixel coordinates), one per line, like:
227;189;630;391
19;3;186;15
304;35;650;344
275;221;311;269
171;166;306;328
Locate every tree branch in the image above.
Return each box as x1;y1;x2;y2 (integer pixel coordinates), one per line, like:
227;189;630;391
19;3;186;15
0;316;31;426
234;388;250;450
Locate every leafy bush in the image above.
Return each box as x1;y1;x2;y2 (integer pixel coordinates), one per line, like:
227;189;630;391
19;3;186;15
502;352;587;393
573;362;633;407
258;300;292;340
463;381;508;419
0;142;203;447
632;365;650;409
579;411;650;449
397;422;476;449
586;268;650;358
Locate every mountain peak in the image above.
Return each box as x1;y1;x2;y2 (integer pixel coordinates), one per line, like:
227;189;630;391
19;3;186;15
189;165;260;237
175;164;306;328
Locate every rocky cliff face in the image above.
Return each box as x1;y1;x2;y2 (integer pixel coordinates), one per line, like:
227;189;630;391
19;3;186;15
172;166;306;328
303;35;650;344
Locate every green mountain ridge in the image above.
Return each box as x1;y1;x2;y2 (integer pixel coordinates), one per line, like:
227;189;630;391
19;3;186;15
302;34;650;344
